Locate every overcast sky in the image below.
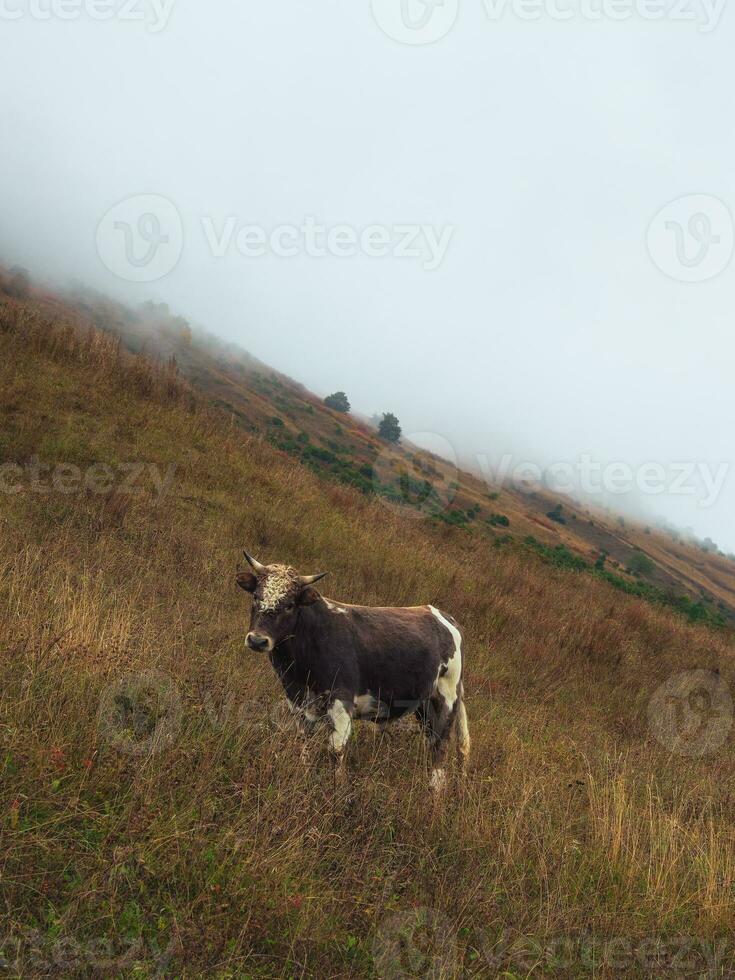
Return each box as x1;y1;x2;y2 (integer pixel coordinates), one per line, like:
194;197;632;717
2;1;733;551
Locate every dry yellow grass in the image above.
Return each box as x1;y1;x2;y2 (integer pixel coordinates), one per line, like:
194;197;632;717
1;295;734;977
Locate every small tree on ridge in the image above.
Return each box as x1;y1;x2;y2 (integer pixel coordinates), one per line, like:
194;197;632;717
324;391;350;413
378;412;401;443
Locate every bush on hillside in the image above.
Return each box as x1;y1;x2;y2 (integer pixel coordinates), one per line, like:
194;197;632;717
324;391;350;412
378;412;401;443
628;550;655;577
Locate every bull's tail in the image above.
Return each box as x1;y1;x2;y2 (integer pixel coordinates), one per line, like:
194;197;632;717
456;696;470;770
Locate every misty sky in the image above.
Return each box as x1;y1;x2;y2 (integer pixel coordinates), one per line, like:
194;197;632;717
2;1;734;550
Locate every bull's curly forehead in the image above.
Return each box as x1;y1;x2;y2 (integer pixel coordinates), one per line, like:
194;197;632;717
256;564;301;612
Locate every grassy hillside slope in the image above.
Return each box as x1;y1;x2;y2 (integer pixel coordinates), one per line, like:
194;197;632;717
1;292;735;976
30;275;735;625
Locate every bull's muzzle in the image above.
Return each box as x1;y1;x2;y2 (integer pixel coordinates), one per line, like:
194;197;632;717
246;632;272;652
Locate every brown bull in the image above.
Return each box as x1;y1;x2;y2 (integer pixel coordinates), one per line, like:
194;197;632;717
236;552;470;790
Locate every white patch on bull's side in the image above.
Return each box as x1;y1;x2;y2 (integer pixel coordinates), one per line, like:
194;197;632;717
327;700;352;755
324;599;349;615
430;767;447;792
260;564;298;612
354;692;390;720
354;693;377;715
428;606;462;711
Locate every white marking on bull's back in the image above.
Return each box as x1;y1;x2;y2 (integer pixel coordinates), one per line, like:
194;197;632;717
327;700;352;755
428;605;462;711
324;599;349;615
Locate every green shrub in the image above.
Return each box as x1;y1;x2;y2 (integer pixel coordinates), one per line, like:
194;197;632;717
627;551;655;577
324;391;350;412
378;412;401;443
488;513;510;527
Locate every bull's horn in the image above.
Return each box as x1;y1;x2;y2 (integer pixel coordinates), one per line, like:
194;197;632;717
243;551;267;574
299;572;328;586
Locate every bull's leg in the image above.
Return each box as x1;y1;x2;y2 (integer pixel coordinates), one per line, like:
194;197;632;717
281;681;320;764
456;694;471;775
414;700;432;740
326;697;353;784
287;698;319;764
426;606;465;791
422;695;458;793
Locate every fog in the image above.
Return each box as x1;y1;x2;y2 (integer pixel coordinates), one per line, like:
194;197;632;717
2;2;733;551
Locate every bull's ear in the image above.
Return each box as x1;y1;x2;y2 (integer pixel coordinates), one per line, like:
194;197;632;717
236;570;258;593
298;585;322;606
